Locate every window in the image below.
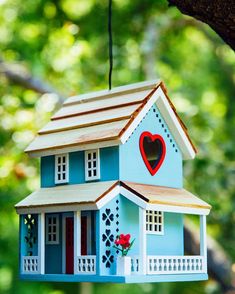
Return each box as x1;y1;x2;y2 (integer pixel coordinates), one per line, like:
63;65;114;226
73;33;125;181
85;149;100;181
146;210;164;234
46;215;59;244
55;154;69;184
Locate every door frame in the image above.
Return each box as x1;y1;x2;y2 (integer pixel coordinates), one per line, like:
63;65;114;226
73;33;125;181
62;212;74;274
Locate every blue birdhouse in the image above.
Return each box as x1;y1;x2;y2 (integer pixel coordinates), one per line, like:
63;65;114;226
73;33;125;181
15;80;211;283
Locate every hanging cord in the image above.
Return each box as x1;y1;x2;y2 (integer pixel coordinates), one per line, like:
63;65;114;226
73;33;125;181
108;0;113;90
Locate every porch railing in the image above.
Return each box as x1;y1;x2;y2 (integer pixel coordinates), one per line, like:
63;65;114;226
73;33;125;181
22;256;39;274
147;256;205;275
76;255;96;274
131;256;140;274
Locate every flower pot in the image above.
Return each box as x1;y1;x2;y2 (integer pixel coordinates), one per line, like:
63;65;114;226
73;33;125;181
116;256;131;276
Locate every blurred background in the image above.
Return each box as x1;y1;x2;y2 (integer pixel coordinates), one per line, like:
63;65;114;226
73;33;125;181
0;0;234;293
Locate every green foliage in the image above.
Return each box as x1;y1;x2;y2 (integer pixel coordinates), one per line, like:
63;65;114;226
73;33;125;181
0;0;234;293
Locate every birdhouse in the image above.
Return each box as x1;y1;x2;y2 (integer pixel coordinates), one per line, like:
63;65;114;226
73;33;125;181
15;80;211;283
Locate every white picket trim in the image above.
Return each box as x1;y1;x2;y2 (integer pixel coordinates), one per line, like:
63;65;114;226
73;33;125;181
147;255;205;275
76;256;96;274
22;256;39;274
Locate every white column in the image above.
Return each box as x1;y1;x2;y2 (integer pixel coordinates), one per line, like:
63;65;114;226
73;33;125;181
200;215;207;273
74;210;81;274
139;207;147;275
38;212;45;274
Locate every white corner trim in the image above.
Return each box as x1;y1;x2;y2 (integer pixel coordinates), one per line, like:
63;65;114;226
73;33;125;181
38;213;45;274
139;207;147;275
120;87;162;144
95;185;120;209
96;184;148;210
120;85;196;160
120;186;147;209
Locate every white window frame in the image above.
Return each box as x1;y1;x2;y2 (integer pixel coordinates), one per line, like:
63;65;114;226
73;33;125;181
46;215;59;245
55;154;69;184
85;149;100;181
146;210;164;235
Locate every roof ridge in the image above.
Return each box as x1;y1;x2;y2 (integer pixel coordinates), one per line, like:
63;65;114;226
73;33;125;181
63;80;161;107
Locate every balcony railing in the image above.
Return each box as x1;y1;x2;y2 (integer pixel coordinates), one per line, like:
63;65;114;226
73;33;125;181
22;256;39;274
76;255;96;274
147;256;205;275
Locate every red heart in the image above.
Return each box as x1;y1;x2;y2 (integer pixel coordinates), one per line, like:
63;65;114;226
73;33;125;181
139;132;166;176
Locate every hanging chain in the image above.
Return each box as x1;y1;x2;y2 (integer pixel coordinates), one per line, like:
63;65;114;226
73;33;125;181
108;0;113;90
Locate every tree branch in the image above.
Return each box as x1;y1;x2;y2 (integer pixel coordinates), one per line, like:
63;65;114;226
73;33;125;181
167;0;235;51
0;60;64;103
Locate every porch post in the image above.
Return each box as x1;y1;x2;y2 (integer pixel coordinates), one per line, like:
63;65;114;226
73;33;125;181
200;215;207;273
38;212;45;274
139;207;147;275
74;210;81;274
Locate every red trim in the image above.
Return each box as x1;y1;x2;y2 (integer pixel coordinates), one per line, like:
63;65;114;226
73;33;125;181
81;216;87;255
139;131;166;176
65;217;74;274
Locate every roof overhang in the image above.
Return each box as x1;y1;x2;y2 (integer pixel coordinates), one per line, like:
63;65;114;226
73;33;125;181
15;181;211;216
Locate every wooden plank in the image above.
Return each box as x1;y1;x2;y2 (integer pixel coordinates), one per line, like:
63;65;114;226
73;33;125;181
63;80;160;106
15;181;117;208
52;92;149;120
25;119;128;153
39;104;139;135
52;101;142;121
27;139;120;158
123;181;211;209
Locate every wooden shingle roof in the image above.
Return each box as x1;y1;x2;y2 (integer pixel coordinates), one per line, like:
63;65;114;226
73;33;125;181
25;80;196;159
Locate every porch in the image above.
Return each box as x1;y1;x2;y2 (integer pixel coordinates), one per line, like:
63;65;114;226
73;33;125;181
17;181;210;281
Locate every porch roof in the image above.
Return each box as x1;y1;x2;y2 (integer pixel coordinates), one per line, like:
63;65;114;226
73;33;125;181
15;181;211;215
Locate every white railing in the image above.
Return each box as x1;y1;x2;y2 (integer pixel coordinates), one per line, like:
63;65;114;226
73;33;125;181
147;256;205;275
131;256;140;274
22;256;39;274
76;256;96;274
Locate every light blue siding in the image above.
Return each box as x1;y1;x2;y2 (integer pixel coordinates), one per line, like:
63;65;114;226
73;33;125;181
69;151;85;184
119;105;183;188
100;146;119;181
40;146;119;187
119;196;139;256
45;213;62;274
147;213;184;255
40;155;55;187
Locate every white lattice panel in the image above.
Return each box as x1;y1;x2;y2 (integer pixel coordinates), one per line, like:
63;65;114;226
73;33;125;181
76;256;96;274
147;256;205;275
22;256;39;274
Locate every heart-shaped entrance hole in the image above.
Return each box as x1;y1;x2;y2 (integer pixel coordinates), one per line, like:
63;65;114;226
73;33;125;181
139;132;166;175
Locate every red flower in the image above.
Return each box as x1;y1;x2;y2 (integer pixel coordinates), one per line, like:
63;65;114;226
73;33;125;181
114;233;135;256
